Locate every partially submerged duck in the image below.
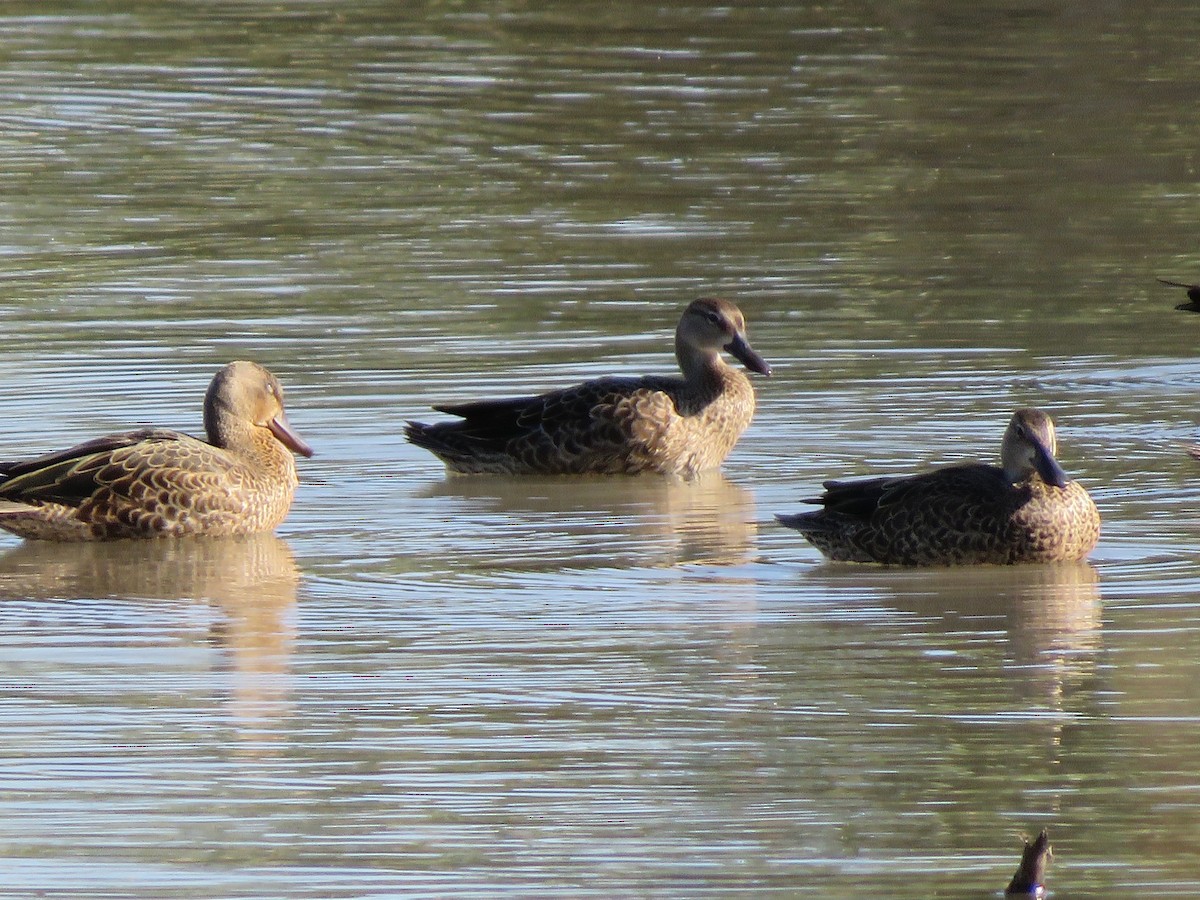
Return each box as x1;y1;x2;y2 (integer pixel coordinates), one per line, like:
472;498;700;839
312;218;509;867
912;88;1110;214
0;361;313;540
1005;829;1050;897
776;409;1100;566
1157;276;1200;311
406;297;771;477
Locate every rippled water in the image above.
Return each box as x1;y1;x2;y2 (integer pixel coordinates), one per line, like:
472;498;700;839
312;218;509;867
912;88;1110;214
2;1;1200;897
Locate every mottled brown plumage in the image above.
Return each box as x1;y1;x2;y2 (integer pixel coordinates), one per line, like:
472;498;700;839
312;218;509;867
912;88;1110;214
0;361;313;541
776;409;1100;566
405;298;771;477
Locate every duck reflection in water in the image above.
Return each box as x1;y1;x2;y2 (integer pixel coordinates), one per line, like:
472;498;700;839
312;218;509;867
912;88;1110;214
806;562;1101;706
0;534;299;744
418;470;757;568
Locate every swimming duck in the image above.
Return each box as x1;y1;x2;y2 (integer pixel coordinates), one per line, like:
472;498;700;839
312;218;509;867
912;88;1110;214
1157;277;1200;311
0;361;313;540
405;297;771;477
776;408;1100;566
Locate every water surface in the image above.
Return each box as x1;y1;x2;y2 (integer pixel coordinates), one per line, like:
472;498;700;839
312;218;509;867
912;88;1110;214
2;2;1200;897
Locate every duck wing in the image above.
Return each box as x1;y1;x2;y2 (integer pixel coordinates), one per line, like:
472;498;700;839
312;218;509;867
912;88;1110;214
410;375;682;470
820;464;1011;520
435;375;673;427
0;429;217;507
779;464;1011;532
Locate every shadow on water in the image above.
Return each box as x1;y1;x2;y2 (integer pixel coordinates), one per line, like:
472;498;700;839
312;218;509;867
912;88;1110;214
0;535;300;741
417;470;759;569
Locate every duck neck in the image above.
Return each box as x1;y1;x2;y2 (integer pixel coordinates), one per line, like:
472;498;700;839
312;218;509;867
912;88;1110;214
676;339;727;392
205;404;252;452
205;401;229;448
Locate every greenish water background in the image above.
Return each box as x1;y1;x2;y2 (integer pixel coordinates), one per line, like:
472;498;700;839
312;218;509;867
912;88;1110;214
1;2;1199;896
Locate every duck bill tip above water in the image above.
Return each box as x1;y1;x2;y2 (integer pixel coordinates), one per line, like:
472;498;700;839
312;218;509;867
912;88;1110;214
268;416;315;458
725;334;771;376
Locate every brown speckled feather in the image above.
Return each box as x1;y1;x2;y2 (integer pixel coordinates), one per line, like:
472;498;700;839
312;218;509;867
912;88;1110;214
0;362;313;541
406;298;770;477
776;409;1101;566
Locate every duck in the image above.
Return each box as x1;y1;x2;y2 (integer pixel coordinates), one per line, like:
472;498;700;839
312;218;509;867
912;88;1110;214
405;297;771;477
0;361;313;541
1157;276;1200;311
1005;829;1050;897
776;408;1100;566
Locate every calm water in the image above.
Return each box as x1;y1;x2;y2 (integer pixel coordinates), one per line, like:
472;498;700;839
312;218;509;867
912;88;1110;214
1;1;1200;897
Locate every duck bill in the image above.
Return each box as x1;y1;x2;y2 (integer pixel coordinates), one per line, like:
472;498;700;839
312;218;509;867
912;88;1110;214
268;414;314;458
1031;438;1068;488
725;333;772;376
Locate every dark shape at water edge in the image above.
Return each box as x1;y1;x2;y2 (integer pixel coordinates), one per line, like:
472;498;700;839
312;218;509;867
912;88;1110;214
1005;829;1050;897
1157;276;1200;310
